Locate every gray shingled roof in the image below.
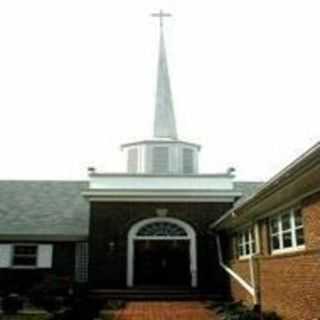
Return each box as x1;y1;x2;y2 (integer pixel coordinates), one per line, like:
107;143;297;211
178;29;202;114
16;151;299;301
234;181;264;200
0;181;89;240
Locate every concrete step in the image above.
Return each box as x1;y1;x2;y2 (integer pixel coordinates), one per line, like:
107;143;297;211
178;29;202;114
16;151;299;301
89;288;227;301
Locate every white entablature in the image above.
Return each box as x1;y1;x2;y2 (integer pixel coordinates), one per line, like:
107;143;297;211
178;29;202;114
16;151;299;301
82;172;241;202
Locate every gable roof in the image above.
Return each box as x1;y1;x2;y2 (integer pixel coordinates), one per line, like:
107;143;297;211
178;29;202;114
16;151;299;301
0;181;89;241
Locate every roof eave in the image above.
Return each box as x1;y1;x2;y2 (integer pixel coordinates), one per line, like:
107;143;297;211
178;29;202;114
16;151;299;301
210;141;320;230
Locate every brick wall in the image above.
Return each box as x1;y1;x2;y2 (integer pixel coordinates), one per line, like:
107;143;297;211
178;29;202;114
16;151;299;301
227;193;320;320
229;259;252;304
259;251;320;319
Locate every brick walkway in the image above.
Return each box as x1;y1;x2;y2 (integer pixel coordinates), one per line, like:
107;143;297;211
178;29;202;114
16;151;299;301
112;301;221;320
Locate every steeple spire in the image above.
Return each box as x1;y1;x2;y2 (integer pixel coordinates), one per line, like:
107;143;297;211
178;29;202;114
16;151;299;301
152;10;178;140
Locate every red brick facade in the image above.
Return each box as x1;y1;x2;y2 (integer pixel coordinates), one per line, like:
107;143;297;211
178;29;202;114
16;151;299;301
228;193;320;320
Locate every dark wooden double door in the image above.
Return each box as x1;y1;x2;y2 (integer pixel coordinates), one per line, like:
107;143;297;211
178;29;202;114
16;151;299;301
134;240;191;287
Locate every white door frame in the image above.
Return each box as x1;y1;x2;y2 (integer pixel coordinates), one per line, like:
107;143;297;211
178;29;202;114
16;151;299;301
126;217;197;288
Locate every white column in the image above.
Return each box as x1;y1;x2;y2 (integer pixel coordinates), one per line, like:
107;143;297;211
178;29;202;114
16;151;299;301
127;237;134;287
189;239;197;287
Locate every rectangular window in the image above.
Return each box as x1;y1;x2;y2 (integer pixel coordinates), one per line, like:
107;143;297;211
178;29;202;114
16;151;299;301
269;209;305;254
12;245;38;267
152;147;169;174
183;148;194;174
238;227;257;258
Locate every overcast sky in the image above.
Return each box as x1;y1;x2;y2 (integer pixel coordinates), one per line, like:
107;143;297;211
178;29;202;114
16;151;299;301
0;0;319;182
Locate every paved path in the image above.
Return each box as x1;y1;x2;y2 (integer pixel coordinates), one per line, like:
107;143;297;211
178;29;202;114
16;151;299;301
112;301;221;320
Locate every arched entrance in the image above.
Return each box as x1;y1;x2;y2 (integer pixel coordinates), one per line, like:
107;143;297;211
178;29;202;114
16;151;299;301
127;217;197;288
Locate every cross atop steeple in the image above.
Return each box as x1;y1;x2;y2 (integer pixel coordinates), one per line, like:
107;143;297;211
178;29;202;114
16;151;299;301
151;10;172;28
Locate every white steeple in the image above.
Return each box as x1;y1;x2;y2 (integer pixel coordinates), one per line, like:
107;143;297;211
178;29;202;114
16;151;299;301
121;11;201;175
153;17;178;140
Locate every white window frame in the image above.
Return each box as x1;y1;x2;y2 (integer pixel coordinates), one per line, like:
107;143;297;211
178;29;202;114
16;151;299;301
238;226;257;259
269;209;305;255
12;244;38;268
5;243;53;269
127;217;197;288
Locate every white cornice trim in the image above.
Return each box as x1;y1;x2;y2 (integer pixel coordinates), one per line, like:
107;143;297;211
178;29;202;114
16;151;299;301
120;139;201;150
82;192;238;203
83;189;241;194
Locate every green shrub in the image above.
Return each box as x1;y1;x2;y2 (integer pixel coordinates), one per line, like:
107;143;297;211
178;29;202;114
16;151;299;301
103;300;125;310
2;294;24;315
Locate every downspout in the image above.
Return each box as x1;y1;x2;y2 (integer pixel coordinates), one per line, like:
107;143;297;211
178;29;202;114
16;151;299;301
248;254;257;304
216;234;257;304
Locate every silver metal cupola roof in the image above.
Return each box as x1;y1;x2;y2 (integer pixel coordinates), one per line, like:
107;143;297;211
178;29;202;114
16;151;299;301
153;11;178;140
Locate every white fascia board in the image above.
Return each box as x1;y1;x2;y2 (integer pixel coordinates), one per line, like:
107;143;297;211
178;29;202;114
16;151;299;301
89;175;234;191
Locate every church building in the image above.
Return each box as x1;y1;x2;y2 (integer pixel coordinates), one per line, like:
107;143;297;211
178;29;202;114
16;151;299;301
82;14;255;293
0;12;319;320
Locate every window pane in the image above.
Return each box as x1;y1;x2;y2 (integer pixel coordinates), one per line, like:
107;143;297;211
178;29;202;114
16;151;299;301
270;218;279;234
244;231;249;242
294;211;303;227
282;232;293;248
272;235;280;250
13;256;37;266
296;228;305;246
137;222;187;237
15;246;37;255
281;213;291;231
239;245;244;256
245;244;250;255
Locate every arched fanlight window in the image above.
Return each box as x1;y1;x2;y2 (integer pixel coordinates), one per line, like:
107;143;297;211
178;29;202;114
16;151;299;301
136;221;187;237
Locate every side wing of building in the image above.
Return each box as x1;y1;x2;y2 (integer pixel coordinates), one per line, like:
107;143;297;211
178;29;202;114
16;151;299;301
0;181;89;293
